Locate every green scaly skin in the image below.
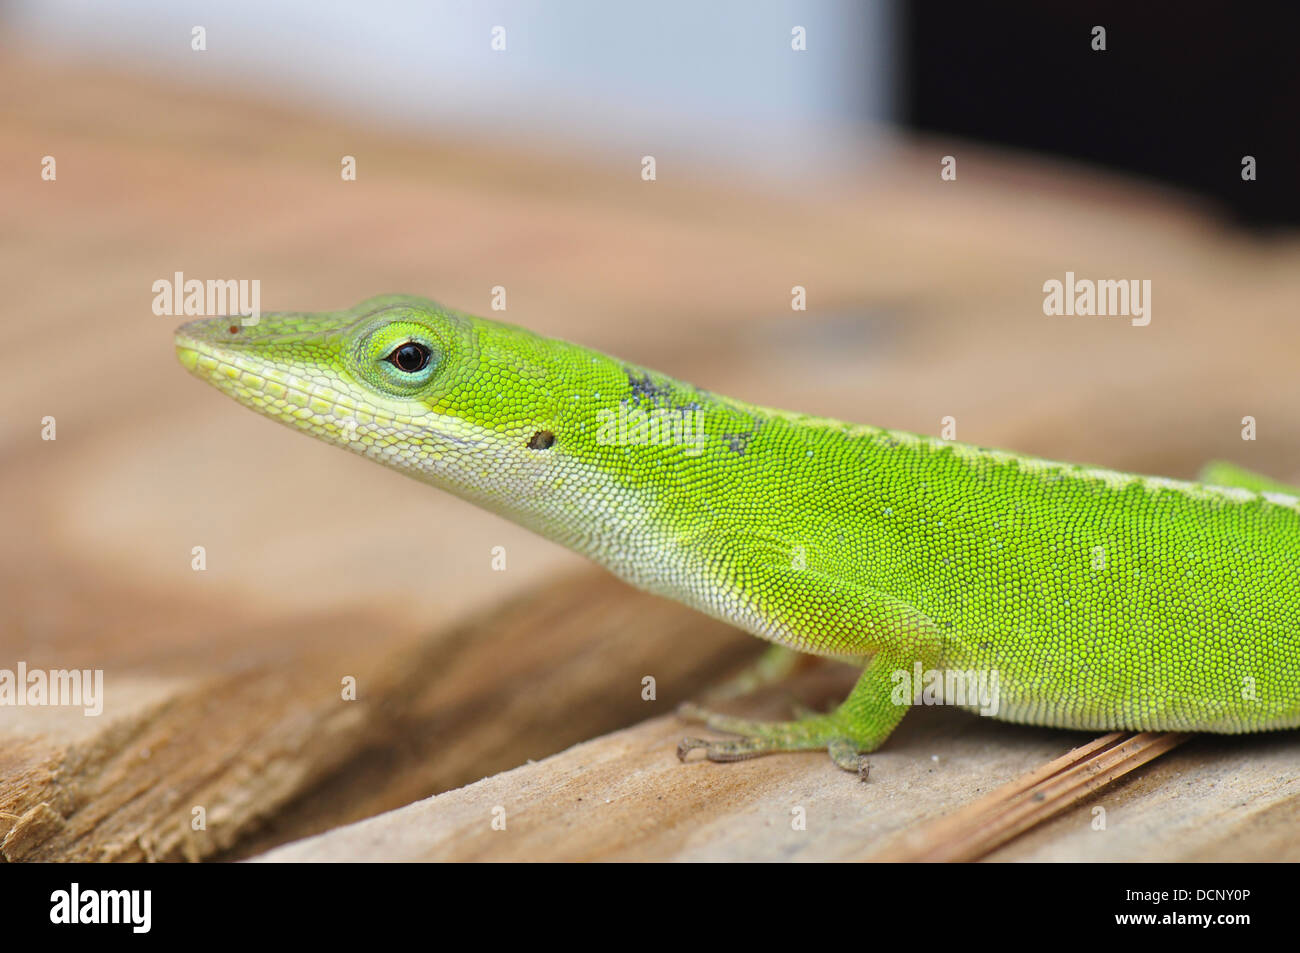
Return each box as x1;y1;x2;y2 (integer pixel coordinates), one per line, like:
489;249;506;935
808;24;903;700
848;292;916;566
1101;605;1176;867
176;296;1300;776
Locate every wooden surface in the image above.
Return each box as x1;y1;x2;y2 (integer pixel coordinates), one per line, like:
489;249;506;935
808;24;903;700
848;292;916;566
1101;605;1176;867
1;569;754;861
3;56;1300;862
255;704;1300;863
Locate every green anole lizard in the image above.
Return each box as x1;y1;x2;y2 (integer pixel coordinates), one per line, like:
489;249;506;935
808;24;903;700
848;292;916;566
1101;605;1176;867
176;296;1300;776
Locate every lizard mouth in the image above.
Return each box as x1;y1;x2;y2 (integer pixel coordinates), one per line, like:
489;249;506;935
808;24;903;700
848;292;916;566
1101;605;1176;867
174;326;480;452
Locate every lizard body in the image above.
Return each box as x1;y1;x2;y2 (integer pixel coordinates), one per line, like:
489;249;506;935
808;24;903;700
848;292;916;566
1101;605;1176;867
176;296;1300;772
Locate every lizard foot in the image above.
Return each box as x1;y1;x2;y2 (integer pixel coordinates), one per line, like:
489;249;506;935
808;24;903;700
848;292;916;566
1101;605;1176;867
676;702;870;780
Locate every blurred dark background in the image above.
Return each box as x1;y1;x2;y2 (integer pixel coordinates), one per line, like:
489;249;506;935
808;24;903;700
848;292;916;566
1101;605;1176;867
903;2;1300;226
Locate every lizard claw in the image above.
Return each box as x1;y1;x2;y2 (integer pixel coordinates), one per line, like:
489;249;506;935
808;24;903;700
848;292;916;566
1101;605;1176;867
828;736;871;780
676;735;777;762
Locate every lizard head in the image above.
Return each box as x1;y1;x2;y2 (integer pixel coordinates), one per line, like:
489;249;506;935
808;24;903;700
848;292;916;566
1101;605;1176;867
174;295;575;508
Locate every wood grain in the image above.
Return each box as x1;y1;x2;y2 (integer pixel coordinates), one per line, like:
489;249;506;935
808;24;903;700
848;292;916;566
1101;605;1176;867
869;731;1190;861
255;706;1300;862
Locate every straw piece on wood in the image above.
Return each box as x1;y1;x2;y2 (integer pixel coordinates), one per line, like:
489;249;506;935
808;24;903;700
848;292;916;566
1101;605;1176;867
869;731;1190;862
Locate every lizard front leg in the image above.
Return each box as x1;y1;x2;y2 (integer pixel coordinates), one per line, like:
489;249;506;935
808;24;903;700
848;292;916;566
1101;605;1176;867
678;653;919;777
676;568;942;777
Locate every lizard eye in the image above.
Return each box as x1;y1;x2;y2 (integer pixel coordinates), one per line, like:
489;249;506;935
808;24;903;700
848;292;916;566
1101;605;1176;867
386;341;432;373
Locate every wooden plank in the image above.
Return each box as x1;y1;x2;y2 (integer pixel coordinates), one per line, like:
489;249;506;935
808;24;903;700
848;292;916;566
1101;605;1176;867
214;572;757;860
1;571;754;861
990;731;1300;862
869;732;1189;861
252;691;1070;862
254;712;1300;863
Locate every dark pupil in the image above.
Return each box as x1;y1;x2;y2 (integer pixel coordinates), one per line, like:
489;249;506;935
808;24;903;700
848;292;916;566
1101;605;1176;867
390;342;430;373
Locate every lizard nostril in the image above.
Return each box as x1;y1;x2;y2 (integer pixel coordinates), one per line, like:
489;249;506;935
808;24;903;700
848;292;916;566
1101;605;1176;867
528;431;555;450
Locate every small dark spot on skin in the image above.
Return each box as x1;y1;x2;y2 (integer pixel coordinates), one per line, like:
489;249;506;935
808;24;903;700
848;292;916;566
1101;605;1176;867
979;641;992;651
722;431;753;455
624;367;674;406
228;325;239;334
528;430;556;450
1032;792;1046;802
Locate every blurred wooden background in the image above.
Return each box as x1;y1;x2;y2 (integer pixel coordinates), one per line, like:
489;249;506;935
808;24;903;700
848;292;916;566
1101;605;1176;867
2;56;1299;862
